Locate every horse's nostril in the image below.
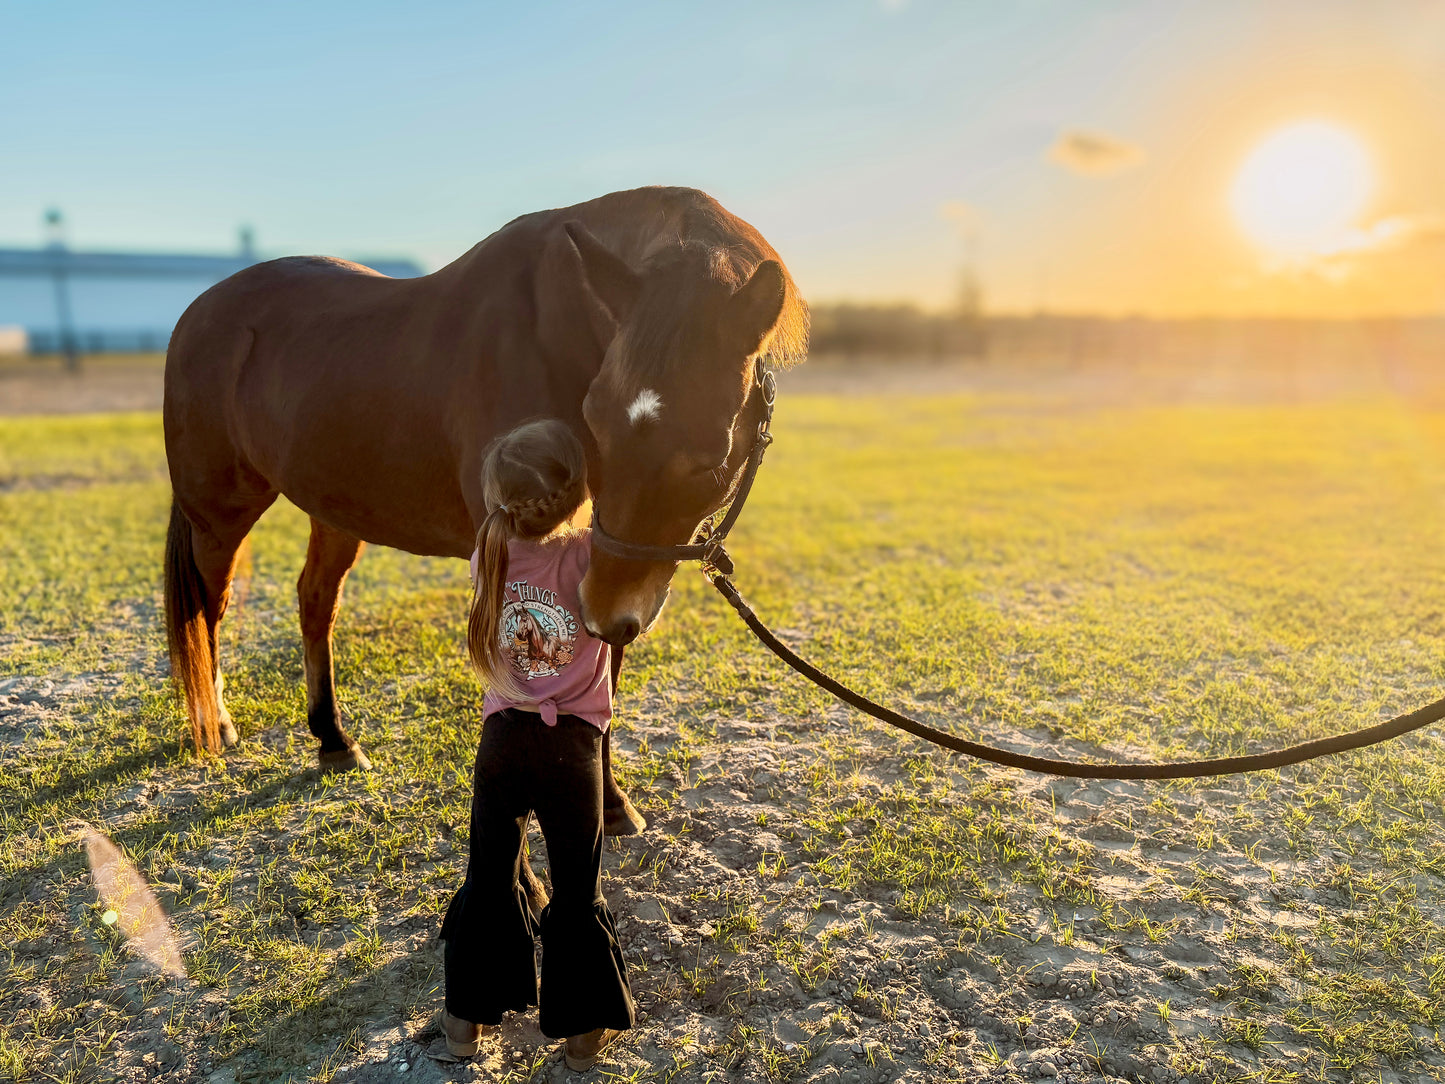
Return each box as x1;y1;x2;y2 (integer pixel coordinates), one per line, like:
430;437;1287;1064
596;616;641;646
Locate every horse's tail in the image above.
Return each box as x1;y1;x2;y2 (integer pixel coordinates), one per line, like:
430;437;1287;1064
164;499;222;754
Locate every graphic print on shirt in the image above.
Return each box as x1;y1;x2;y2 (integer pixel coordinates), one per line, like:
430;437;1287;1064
499;580;578;679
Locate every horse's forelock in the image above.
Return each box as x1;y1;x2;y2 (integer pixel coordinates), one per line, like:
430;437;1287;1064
619;238;808;385
618;245;729;383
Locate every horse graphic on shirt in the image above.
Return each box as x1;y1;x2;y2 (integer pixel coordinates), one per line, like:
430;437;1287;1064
503;603;577;678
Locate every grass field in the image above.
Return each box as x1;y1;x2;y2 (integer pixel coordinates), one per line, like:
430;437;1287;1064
5;386;1445;1084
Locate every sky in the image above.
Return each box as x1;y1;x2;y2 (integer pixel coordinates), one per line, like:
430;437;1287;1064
3;0;1443;317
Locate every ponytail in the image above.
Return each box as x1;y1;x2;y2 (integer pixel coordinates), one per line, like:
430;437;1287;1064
466;417;588;699
466;507;524;700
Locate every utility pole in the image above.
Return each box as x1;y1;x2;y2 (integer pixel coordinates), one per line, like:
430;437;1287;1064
954;223;985;359
44;208;79;372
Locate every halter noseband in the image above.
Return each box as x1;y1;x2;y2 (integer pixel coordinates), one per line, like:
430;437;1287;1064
590;362;777;577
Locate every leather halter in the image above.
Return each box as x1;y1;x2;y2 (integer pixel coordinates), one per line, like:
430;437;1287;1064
590;362;777;578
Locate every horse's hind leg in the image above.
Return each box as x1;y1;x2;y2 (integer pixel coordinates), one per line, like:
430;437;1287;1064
214;672;237;746
297;518;370;771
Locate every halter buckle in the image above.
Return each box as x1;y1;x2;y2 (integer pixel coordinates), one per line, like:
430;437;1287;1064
757;365;777;407
701;537;734;577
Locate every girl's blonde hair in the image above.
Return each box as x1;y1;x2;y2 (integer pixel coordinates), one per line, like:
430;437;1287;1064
467;419;588;699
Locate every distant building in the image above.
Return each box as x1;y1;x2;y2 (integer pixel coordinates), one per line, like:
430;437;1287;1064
0;240;425;355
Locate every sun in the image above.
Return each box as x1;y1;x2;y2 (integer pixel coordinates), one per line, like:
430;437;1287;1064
1230;121;1374;261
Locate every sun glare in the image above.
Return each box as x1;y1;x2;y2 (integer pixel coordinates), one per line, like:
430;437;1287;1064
1230;121;1374;262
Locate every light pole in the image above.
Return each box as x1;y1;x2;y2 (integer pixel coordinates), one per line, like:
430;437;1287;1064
44;208;79;372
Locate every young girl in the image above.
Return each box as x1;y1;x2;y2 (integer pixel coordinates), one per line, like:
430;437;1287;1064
440;419;634;1069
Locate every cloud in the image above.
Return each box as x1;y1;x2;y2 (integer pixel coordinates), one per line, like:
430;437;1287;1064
1318;213;1444;259
1264;212;1445;279
1047;130;1146;177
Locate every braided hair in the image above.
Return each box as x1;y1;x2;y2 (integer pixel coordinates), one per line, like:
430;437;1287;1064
467;419;588;699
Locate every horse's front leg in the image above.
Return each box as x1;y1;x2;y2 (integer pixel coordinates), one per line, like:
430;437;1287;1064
297;519;371;771
601;726;645;835
601;645;645;835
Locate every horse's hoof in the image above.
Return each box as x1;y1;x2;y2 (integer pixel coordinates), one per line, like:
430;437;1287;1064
318;743;372;772
219;718;239;747
603;794;646;836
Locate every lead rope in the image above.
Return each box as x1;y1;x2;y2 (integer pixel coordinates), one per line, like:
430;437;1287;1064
599;359;1445;777
707;572;1445;778
615;567;1445;778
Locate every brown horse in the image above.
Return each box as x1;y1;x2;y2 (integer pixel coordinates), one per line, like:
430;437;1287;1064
162;185;808;829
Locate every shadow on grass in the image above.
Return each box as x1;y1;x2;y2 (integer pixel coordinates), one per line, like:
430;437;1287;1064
218;932;447;1083
4;738;375;912
17;738;181;813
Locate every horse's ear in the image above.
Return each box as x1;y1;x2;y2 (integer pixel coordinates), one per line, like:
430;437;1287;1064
730;259;787;354
564;221;640;324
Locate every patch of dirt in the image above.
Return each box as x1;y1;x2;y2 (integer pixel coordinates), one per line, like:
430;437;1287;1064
0;357;164;415
5;351;1441;419
783;354;1445;407
0;469;168;492
9;660;1445;1084
0;672;129;749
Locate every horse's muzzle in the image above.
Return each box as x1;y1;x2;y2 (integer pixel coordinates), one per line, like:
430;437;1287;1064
579;575;670;647
587;614;642;646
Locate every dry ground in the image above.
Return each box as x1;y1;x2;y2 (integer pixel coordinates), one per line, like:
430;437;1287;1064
0;356;167;416
6;355;1445;1084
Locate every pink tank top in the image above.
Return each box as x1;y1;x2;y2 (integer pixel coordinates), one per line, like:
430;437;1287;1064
471;530;611;732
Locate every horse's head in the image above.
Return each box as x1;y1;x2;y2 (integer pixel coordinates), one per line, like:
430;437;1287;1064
566;221;806;645
511;610;536;652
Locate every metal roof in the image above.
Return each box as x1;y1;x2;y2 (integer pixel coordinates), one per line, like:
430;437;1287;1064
0;246;425;280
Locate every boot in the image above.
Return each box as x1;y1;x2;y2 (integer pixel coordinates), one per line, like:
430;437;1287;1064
564;1027;625;1071
442;1012;495;1058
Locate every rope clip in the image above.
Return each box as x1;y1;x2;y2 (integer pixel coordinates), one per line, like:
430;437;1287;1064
701;538;735;577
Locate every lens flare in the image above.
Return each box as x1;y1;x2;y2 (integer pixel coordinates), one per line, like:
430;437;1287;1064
83;826;187;979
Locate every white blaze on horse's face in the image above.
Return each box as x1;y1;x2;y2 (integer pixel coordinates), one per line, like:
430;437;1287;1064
626;388;663;426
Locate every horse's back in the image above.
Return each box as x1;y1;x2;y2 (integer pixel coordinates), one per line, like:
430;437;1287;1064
172;255;407;352
163;254;483;554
